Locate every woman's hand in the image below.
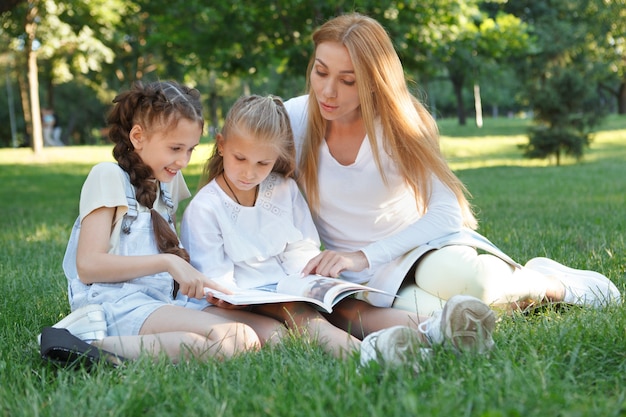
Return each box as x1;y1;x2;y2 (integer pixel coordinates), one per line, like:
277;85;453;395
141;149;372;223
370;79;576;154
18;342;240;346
302;250;369;278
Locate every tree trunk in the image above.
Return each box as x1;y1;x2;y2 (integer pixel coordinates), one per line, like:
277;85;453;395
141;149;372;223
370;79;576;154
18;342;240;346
5;68;19;147
555;149;561;167
25;1;43;154
451;75;466;126
17;66;31;145
207;72;218;138
242;79;251;96
618;81;626;115
474;83;483;128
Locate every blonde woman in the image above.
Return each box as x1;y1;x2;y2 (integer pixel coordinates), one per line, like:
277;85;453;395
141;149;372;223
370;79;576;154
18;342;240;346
284;13;620;318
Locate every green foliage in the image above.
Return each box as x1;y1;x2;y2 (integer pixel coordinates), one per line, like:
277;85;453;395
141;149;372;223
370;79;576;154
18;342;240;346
522;68;605;165
1;0;626;151
49;80;110;145
498;0;612;163
524;126;588;164
0;76;25;147
1;120;626;416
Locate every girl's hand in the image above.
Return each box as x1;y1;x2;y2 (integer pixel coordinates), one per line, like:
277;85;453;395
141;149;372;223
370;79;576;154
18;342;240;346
166;255;232;299
205;293;250;310
302;250;369;278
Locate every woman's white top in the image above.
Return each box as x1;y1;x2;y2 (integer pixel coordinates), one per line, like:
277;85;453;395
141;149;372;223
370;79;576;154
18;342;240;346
180;173;321;290
284;95;513;306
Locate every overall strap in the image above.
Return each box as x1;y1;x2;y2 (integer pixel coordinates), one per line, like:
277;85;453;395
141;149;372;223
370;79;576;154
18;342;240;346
159;181;175;225
119;165;176;233
119;167;138;234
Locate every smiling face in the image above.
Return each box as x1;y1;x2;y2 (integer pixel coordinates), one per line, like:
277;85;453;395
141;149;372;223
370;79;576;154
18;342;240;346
310;41;361;124
130;118;202;183
217;127;279;193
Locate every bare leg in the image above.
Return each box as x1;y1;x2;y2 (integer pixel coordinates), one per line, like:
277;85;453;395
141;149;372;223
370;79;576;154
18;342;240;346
203;306;286;346
327;298;427;342
94;305;273;362
95;332;234;363
252;302;360;358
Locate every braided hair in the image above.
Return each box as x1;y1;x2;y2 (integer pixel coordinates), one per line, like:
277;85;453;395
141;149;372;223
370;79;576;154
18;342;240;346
107;80;204;280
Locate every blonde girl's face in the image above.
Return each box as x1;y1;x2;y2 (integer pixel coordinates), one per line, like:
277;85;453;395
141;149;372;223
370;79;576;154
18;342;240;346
217;128;279;192
310;41;361;124
130;118;202;183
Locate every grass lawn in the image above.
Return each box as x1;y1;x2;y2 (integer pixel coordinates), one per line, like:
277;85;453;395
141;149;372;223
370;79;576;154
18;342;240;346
1;116;625;416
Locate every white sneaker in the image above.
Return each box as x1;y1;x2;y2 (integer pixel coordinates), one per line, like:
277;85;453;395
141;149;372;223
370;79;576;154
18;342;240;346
525;257;621;307
418;295;496;354
38;304;107;345
360;326;429;372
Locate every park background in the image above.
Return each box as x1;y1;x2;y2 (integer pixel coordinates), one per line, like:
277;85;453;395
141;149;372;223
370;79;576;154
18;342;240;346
2;0;626;160
1;1;626;416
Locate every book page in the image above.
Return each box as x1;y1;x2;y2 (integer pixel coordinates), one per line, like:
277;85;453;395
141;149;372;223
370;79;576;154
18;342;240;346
204;287;329;311
205;275;389;313
277;274;387;306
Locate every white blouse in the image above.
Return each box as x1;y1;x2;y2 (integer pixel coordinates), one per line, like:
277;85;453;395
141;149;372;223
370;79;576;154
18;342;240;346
180;173;321;290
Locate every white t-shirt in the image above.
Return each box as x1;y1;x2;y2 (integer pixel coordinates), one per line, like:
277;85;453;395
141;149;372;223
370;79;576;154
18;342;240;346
78;162;190;253
284;95;463;288
180;173;321;290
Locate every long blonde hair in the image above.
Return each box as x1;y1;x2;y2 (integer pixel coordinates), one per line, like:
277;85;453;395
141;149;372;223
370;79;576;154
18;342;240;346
298;13;477;229
200;95;296;188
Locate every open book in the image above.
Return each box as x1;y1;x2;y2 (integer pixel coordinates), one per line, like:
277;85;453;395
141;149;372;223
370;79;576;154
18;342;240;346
205;274;390;313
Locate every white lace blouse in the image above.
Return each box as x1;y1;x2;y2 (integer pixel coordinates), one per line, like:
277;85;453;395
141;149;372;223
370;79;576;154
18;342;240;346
180;173;321;290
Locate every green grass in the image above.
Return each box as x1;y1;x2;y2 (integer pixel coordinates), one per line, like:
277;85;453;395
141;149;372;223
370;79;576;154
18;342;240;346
1;117;626;416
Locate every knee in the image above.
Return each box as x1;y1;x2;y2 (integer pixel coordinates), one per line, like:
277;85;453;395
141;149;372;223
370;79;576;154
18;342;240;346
202;323;263;355
444;253;514;302
252;320;287;346
415;246;513;302
415;246;483;298
223;323;263;350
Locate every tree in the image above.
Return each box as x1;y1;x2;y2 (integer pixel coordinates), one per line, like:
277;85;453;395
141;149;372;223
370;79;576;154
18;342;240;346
523;67;601;165
590;0;626;114
1;0;121;150
24;0;42;153
379;1;528;126
503;0;609;164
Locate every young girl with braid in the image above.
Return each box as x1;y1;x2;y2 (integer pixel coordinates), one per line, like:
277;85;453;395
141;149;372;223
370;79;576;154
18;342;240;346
42;81;284;364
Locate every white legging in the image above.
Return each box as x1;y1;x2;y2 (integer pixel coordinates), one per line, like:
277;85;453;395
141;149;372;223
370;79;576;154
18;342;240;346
392;245;548;316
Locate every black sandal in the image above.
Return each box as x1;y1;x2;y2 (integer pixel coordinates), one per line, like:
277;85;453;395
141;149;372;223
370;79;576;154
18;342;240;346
40;327;125;369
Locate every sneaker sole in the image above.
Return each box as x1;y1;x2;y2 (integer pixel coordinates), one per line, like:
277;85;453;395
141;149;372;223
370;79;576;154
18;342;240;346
442;295;496;353
37;305;107;345
379;326;421;364
360;326;427;373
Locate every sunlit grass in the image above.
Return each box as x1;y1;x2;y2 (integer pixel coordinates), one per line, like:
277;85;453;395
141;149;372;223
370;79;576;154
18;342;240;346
1;117;626;417
4;117;625;172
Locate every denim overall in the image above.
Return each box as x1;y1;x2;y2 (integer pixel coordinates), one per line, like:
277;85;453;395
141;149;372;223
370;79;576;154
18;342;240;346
63;167;180;336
